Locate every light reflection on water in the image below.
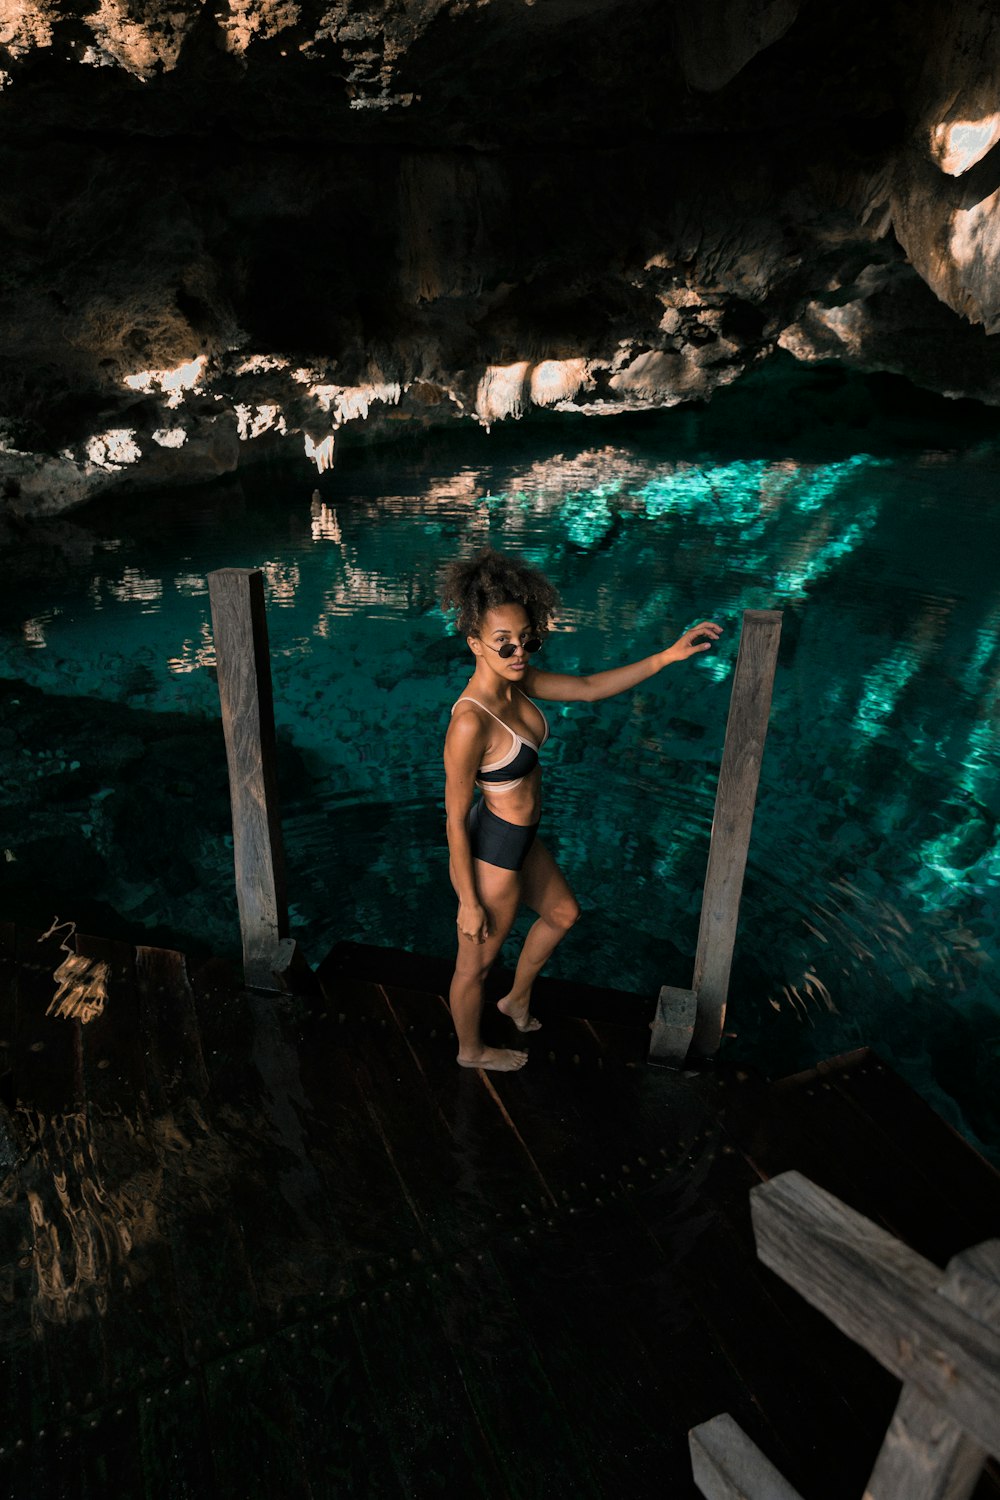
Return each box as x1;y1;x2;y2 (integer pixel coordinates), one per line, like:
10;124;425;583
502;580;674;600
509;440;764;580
2;433;999;1153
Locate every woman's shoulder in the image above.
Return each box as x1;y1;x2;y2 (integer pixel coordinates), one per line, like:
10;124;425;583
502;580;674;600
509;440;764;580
447;698;491;737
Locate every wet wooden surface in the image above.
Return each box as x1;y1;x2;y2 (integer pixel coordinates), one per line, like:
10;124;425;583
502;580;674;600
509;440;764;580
1;927;999;1500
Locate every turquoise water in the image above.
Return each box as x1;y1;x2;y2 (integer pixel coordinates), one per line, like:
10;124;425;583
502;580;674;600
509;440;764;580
3;370;1000;1156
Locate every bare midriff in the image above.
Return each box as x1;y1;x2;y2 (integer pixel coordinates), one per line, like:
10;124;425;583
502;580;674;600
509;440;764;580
480;762;542;828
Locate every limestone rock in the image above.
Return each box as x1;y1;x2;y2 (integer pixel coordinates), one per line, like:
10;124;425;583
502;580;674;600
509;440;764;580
668;0;800;93
1;0;1000;510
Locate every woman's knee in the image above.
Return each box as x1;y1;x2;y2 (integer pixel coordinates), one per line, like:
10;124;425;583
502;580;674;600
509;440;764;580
546;896;581;932
455;920;512;977
454;947;495;982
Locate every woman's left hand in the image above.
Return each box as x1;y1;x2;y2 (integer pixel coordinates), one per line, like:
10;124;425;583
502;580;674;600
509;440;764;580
669;621;723;661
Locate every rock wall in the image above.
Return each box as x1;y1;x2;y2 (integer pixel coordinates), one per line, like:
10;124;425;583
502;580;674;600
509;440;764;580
2;0;1000;511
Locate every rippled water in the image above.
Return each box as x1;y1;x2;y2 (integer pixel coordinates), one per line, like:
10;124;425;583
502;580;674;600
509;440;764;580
3;378;1000;1154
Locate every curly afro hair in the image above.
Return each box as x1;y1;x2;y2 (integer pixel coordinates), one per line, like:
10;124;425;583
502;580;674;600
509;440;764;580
438;548;560;638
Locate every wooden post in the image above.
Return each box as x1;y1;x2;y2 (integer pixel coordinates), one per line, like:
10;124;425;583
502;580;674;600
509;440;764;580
650;609;782;1064
749;1172;1000;1458
691;1175;1000;1500
689;1413;805;1500
862;1240;1000;1500
208;568;295;992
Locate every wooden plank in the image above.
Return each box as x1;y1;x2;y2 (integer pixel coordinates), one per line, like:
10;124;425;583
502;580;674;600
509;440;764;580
226;994;351;1318
384;980;560;1242
703;1074;908;1456
488;1192;734;1494
715;1072;1000;1500
690;1413;805;1500
349;1267;506;1498
14;924;84;1115
317;980;473;1242
379;985;718;1495
864;1241;1000;1500
376;981;561;1226
74;934;147;1121
580;1014;656;1067
426;1244;605;1500
166;1198;259;1370
824;1052;1000;1247
26;1428;93;1500
718;1055;912;1239
63;938;186;1399
164;1104;260;1374
769;1057;993;1267
188;955;259;1102
135;947;210;1112
0;1447;31;1500
202;1344;311;1500
290;1000;430;1282
207;567;289;991
687;609;782;1059
0;1195;36;1455
64;1399;145;1500
478;1005;676;1210
648;984;698;1066
272;1314;406;1499
17;1105;114;1428
635;1144;887;1498
750;1172;1000;1457
138;1374;218;1500
381;972;699;1188
99;1229;186;1409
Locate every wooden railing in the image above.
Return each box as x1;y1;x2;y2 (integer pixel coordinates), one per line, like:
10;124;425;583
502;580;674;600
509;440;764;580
207;569;783;1019
208;567;307;992
690;1171;1000;1500
649;608;782;1067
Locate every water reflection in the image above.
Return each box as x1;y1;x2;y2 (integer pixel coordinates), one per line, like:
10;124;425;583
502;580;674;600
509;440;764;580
108;567;163;609
1;432;999;1152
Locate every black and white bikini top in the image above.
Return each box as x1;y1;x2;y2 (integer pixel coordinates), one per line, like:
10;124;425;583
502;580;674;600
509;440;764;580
451;690;550;793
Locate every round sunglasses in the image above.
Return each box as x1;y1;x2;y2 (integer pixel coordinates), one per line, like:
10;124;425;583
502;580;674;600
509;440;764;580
480;635;543;659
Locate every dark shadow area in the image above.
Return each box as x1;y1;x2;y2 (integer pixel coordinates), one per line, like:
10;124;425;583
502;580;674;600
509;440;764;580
2;924;999;1497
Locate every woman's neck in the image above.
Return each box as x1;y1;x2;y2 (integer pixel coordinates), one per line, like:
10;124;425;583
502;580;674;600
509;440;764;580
471;664;516;705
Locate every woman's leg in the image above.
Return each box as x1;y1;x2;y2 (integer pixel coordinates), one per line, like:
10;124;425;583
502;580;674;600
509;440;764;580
497;838;580;1031
449;857;526;1070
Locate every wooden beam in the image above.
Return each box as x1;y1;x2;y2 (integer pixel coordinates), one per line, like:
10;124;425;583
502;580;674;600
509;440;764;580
750;1172;1000;1458
863;1240;1000;1500
689;1413;805;1500
648;984;698;1066
689;609;781;1057
208;568;291;991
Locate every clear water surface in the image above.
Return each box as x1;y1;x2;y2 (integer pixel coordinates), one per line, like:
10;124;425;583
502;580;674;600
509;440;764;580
3;367;999;1158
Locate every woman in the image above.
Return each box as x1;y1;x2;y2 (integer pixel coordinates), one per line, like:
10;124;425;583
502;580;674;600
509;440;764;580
441;548;722;1071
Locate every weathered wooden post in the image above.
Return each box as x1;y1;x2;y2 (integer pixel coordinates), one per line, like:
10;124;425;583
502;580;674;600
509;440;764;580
862;1239;1000;1500
208;567;303;992
689;1170;1000;1500
650;609;782;1066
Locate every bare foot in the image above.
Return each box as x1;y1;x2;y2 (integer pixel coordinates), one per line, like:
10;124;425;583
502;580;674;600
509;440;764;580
497;994;542;1033
457;1045;529;1071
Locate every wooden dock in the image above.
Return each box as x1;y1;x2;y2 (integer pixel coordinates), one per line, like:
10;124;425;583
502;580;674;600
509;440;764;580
1;922;999;1500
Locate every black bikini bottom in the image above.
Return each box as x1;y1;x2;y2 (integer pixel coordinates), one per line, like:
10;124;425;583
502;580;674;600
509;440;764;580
467;799;539;871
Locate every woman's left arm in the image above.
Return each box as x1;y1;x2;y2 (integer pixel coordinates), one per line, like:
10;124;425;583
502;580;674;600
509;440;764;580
525;620;722;703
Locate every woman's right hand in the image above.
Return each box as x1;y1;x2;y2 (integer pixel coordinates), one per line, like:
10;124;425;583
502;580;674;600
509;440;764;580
457;900;489;944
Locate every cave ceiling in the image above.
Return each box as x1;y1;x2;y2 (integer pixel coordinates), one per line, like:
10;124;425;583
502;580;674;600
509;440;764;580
2;0;1000;510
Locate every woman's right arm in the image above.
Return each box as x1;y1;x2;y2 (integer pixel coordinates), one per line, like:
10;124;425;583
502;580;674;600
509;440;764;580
444;711;490;944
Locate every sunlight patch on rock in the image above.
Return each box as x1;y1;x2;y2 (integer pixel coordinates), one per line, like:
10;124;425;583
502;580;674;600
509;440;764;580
85;429;142;469
124;355;207;407
930;112;1000;176
476;362;530;428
